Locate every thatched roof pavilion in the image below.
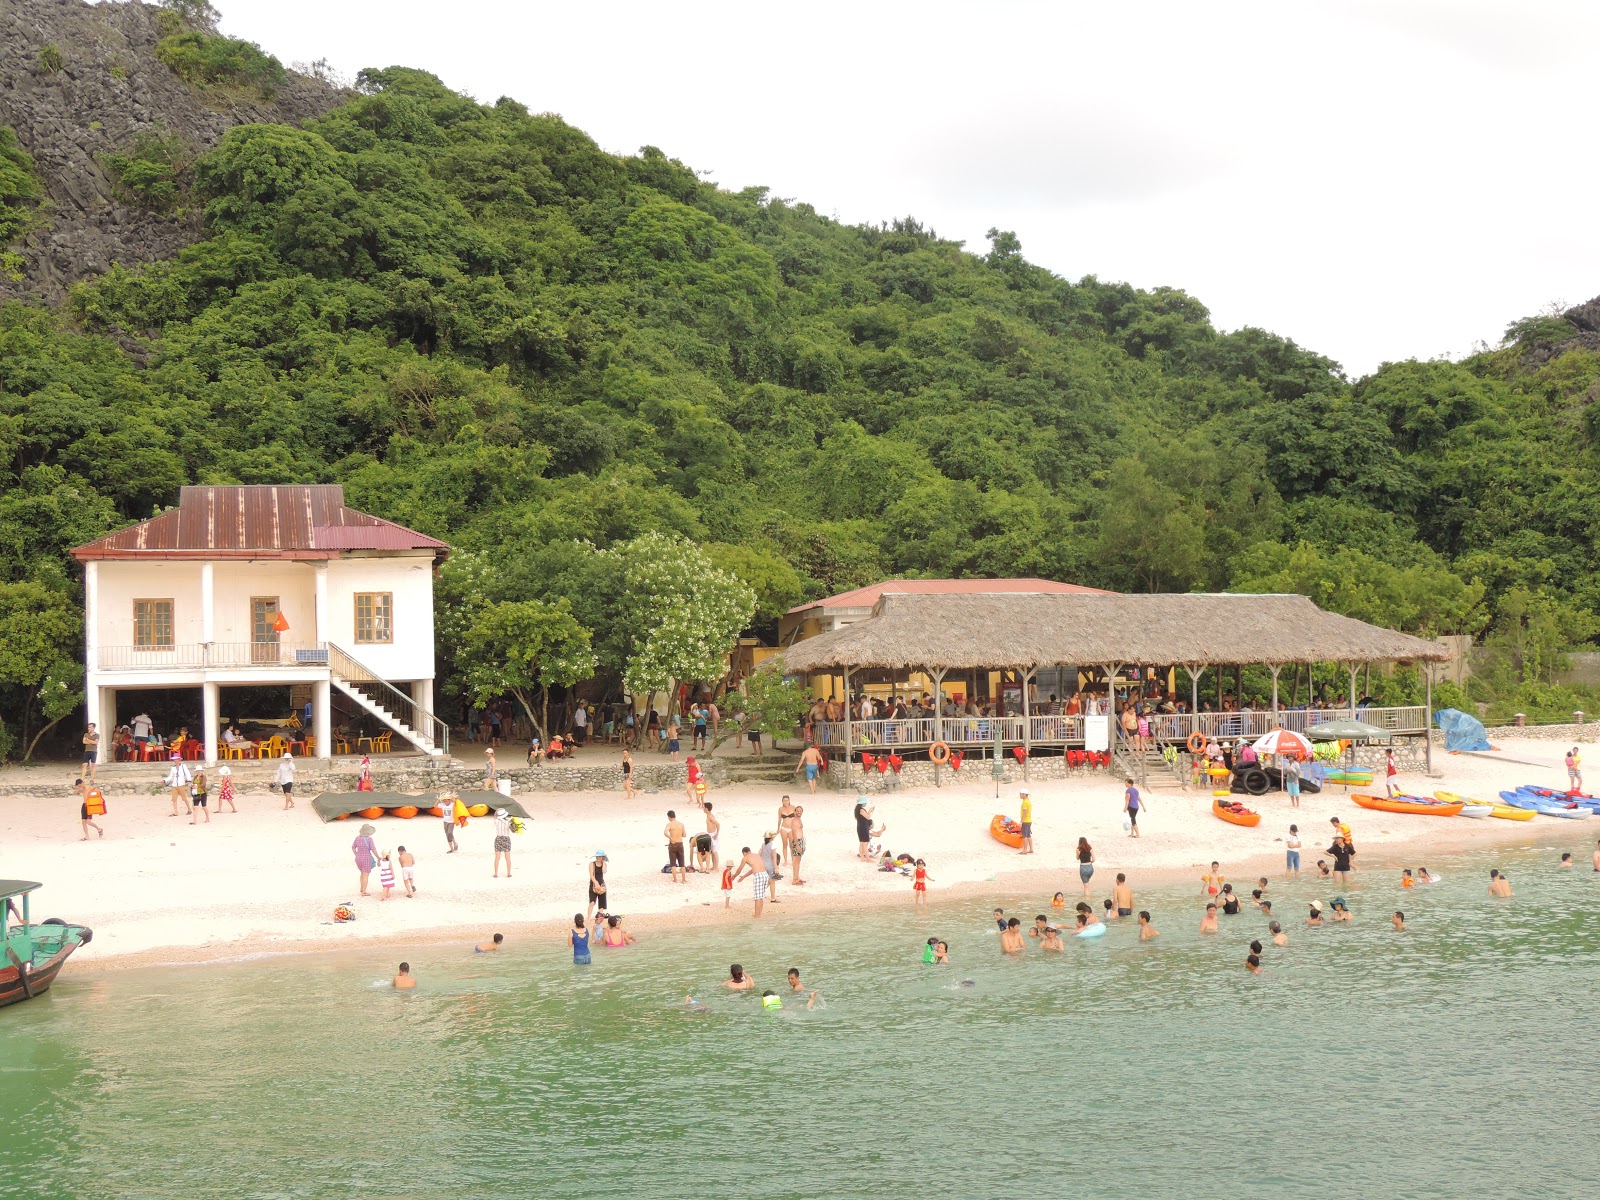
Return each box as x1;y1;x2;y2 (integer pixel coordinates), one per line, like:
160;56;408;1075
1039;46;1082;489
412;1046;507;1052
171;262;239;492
777;592;1446;672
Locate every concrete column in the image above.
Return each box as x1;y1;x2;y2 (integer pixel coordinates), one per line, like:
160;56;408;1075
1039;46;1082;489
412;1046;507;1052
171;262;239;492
202;681;220;765
84;561;100;758
200;562;215;646
97;687;116;763
415;677;434;716
314;678;332;760
314;562;330;647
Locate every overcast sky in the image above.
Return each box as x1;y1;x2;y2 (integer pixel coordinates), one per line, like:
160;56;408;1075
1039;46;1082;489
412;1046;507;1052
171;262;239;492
209;0;1600;378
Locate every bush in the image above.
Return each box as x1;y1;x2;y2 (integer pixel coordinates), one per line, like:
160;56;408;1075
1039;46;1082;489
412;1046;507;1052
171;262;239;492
38;44;65;75
105;131;193;212
1;126;43;272
155;19;286;94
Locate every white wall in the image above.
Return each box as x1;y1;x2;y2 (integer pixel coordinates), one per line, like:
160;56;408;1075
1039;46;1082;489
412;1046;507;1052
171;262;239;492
325;554;436;680
211;562;318;644
95;562;205;646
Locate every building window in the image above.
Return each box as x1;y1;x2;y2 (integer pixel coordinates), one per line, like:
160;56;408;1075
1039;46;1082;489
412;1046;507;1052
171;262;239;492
355;593;393;644
134;599;174;648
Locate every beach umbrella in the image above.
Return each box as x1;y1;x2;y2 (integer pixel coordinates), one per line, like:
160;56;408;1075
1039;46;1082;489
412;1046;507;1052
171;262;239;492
1252;728;1313;760
1305;718;1390;741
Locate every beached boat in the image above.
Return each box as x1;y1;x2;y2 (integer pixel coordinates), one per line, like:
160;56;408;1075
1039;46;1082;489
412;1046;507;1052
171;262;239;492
1352;794;1463;816
1321;768;1375;786
1512;785;1600;813
1435;791;1532;821
1498;791;1591;819
990;814;1024;848
1211;798;1261;828
1;880;92;1009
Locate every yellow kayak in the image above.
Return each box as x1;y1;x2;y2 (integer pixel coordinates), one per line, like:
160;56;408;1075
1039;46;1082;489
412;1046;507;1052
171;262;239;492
1435;790;1533;821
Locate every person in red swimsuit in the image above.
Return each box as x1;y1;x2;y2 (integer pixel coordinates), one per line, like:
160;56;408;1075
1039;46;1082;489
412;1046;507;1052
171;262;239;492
912;858;933;908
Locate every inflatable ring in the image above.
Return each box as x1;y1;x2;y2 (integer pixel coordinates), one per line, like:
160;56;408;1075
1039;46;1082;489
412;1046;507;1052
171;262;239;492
1187;732;1207;754
929;741;951;764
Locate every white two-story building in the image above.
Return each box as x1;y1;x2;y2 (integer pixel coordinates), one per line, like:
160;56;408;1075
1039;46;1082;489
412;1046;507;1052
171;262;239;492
71;485;450;765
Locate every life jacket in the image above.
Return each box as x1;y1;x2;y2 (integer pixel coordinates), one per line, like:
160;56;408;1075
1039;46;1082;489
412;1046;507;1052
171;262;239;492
85;787;107;816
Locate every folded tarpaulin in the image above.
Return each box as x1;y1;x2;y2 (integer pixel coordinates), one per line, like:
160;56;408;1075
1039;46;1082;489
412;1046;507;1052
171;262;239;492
1434;708;1492;752
311;791;531;822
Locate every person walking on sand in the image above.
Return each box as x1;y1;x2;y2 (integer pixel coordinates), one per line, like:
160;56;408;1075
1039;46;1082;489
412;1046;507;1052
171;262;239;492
586;852;609;923
1567;746;1583;793
854;797;883;859
1384;749;1399;798
216;764;237;813
760;832;782;905
398;845;417;896
392;962;416;990
492;808;513;878
789;805;808;886
164;753;193;817
1076;837;1095;896
189;766;209;825
1286;825;1302;879
731;845;770;919
796;744;824;794
81;722;99;780
485;747;498;790
622;748;636;799
75;777;106;840
275;751;296;810
352;824;378;896
1123;778;1144;837
441;792;460;853
778;793;799;862
912;858;933;907
665;810;687;884
1018;789;1034;855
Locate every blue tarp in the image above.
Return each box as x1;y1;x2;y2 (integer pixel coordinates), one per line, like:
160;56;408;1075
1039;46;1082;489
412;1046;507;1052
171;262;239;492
1434;707;1492;752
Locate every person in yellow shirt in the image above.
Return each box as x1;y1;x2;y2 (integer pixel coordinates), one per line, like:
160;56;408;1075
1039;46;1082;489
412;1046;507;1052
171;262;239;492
1018;788;1034;855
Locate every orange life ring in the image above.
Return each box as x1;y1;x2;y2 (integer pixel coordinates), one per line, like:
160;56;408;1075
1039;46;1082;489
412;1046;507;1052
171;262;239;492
929;741;951;764
1187;732;1206;754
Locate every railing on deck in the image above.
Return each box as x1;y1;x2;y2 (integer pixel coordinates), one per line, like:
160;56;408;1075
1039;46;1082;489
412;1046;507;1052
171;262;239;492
812;705;1426;751
97;642;328;671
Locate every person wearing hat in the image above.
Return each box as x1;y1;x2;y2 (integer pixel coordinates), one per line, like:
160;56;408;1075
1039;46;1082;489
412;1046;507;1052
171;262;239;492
1018;789;1034;855
586;851;608;923
1329;897;1352;922
352;823;379;896
1306;900;1325;926
492;808;513;878
275;750;296;811
163;751;193;817
853;797;884;860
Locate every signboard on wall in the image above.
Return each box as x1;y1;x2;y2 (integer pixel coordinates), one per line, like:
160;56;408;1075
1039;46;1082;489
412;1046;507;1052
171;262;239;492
1084;714;1110;752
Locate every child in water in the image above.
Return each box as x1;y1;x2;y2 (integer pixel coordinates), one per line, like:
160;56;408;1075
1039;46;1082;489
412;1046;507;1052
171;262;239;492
1401;868;1415;888
1051;892;1067;910
1138;911;1159;940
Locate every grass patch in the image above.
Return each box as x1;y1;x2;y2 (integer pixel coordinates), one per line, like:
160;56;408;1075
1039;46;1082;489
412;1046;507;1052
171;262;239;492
155;13;286;95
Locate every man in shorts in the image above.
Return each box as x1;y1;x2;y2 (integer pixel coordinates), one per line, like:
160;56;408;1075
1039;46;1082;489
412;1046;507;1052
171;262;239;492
665;810;687;884
796;744;824;794
81;723;99;780
695;796;720;872
730;845;769;919
1018;788;1034;855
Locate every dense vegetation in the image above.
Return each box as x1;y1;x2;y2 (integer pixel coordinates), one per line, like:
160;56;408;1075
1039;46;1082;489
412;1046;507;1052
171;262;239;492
3;58;1599;755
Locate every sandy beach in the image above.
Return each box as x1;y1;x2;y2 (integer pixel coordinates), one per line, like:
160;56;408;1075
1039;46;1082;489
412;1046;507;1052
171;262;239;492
1;737;1588;969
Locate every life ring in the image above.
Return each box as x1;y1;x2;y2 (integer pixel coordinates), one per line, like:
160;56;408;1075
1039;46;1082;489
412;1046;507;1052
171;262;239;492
929;741;951;764
1187;732;1206;754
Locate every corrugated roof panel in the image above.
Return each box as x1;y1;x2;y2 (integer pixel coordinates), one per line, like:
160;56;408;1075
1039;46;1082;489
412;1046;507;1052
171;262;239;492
787;577;1112;615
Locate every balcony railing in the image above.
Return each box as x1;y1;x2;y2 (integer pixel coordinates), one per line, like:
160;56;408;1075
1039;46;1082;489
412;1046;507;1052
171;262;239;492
811;705;1427;749
96;642;330;671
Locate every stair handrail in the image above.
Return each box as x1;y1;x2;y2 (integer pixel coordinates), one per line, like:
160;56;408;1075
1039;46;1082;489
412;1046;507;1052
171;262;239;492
1111;724;1147;789
326;643;450;757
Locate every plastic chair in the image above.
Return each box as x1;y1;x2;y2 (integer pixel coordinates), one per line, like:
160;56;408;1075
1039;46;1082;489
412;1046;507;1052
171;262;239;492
302;736;316;756
259;735;285;759
373;732;393;754
222;744;245;761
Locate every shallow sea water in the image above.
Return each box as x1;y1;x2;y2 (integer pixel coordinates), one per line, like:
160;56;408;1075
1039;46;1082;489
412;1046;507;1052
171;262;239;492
4;837;1600;1199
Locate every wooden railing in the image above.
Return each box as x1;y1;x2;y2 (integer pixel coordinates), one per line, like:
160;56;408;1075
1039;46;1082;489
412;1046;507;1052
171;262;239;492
812;705;1426;750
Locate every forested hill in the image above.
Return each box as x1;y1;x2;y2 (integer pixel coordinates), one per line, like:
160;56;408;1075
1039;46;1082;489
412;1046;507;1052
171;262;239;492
3;0;1600;750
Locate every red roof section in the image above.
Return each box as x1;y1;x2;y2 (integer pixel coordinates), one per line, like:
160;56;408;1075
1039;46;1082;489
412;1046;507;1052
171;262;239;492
787;577;1111;615
71;486;449;561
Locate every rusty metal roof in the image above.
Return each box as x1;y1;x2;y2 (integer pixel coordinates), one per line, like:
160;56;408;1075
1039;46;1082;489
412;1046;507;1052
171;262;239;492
71;486;449;561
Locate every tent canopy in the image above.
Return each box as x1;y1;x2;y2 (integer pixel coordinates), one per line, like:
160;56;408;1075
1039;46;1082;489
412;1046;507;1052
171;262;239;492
312;791;530;823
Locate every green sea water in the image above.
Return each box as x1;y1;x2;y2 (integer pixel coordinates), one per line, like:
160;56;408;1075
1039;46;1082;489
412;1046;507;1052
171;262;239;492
4;837;1600;1200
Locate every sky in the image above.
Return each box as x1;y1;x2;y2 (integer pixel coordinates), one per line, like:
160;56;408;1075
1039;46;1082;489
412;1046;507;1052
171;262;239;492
204;0;1600;378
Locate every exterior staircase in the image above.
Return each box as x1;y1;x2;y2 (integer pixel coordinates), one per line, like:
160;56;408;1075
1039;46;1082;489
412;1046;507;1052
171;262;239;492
328;644;448;758
1113;730;1189;791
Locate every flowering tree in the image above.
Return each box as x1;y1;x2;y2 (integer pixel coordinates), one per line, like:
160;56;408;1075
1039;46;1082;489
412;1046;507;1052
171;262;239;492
457;598;596;740
602;532;755;714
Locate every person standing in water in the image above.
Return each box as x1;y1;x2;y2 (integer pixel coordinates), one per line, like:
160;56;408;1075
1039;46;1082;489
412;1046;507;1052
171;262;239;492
1199;903;1219;935
1489;869;1513;898
1269;920;1288;946
1018;789;1034;855
392;962;416;990
1112;873;1134;918
1138;911;1159;940
1286;825;1302;879
1392;911;1407;931
569;914;592;965
1000;917;1026;955
1076;837;1095;896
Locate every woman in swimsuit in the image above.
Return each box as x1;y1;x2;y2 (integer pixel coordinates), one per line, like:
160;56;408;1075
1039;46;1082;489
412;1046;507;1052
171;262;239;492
569;914;592;965
1076;838;1095;896
1219;883;1241;915
602;914;635;947
777;796;798;861
724;963;754;991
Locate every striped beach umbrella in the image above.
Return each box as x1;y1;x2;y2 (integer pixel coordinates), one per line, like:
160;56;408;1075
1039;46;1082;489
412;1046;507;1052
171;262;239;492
1252;728;1314;761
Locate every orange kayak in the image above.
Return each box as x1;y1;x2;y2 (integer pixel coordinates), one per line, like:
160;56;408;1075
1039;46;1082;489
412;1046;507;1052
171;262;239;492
1212;798;1261;827
990;814;1024;848
1352;793;1463;817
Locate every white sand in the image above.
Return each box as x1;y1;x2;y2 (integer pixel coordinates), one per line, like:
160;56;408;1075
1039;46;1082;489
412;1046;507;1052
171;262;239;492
0;738;1587;968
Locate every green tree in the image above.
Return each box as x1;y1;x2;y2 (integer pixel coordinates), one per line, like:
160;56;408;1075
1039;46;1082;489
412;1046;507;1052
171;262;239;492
737;663;811;742
457;599;595;739
0;580;83;760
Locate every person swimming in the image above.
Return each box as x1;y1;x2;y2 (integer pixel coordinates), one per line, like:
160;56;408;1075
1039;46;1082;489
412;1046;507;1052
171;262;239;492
1051;892;1067;909
724;963;755;991
1269;920;1287;946
1392;911;1407;931
1306;901;1324;926
761;990;782;1011
1199;903;1218;935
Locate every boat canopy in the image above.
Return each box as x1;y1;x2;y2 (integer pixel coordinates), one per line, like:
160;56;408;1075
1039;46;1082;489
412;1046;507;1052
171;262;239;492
0;881;42;900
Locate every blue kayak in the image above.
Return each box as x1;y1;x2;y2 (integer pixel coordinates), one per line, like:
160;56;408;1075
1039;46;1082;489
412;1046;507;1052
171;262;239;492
1500;790;1591;818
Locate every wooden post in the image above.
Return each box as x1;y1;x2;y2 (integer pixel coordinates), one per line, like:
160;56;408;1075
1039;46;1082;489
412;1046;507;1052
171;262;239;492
842;665;853;788
1347;664;1358;718
1021;666;1034;782
1185;663;1205;737
1424;663;1434;776
1269;665;1281;717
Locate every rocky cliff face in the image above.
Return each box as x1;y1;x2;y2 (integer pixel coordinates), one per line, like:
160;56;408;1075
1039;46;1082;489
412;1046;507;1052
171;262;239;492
0;0;342;304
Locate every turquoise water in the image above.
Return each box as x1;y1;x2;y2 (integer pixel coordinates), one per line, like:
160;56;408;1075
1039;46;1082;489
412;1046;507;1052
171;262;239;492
4;837;1600;1200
